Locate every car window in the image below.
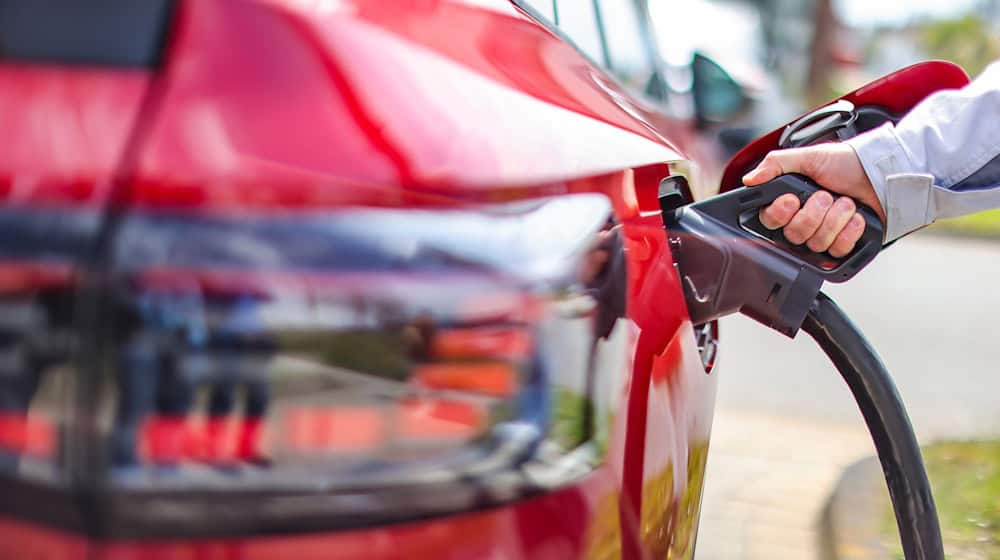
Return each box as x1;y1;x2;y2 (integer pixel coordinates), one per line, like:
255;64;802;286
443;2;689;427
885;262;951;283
595;0;657;93
522;0;557;23
555;1;606;65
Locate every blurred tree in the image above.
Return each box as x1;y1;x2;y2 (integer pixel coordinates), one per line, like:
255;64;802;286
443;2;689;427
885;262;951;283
806;0;835;105
920;15;1000;76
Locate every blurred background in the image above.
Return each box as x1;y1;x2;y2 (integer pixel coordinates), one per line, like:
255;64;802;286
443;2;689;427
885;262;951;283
660;1;1000;559
663;0;1000;125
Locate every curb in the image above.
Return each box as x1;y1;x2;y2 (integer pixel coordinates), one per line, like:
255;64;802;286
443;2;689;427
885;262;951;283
820;456;892;560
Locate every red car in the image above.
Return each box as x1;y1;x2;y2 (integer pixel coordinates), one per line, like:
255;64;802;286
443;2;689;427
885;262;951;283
5;1;965;559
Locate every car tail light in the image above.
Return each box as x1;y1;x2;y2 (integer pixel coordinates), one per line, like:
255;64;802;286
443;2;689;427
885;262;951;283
83;193;631;534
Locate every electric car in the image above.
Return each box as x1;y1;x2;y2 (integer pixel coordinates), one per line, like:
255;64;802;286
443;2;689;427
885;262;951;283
0;0;740;559
0;2;734;558
0;1;967;559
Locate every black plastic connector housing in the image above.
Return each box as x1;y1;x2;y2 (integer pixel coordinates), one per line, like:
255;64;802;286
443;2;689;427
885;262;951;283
660;174;883;337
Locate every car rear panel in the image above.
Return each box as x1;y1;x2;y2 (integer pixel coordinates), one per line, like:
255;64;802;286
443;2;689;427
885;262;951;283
1;468;618;560
0;1;717;559
124;0;682;210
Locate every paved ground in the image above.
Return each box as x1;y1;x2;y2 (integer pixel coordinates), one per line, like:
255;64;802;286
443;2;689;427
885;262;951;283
695;232;1000;560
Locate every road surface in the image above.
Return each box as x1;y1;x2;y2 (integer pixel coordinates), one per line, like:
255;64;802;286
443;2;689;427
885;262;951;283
696;232;1000;559
716;231;1000;440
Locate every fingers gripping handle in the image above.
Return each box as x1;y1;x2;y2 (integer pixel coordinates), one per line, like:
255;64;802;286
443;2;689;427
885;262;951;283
704;174;884;283
661;174;886;335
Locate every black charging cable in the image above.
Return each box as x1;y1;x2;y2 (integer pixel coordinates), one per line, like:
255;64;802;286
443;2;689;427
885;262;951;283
803;293;943;560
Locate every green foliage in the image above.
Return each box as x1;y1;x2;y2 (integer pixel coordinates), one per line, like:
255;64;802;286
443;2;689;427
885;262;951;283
551;387;590;450
279;330;414;382
920;15;1000;77
933;208;1000;238
905;15;1000;240
883;440;1000;559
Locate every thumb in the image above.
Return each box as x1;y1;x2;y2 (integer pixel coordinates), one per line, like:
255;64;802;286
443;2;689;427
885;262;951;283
742;149;809;186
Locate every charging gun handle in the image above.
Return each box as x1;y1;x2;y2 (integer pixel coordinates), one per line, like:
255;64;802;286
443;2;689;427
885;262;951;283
692;174;885;283
661;174;885;335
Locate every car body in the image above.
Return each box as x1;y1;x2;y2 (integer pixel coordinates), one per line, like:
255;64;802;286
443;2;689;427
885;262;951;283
0;2;975;559
0;2;725;558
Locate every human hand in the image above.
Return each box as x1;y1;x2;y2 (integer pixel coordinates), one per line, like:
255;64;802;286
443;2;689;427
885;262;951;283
742;143;885;257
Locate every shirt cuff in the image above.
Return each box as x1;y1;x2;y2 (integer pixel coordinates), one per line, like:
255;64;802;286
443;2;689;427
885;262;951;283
845;123;933;242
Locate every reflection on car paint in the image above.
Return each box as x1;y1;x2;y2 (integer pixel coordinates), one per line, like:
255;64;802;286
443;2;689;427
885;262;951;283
96;195;630;511
641;321;717;558
0;184;711;557
0;209;102;482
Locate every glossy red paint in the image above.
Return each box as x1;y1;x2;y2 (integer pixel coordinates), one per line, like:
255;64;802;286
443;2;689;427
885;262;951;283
0;518;89;560
719;60;971;191
617;211;706;556
0;65;150;208
0;468;621;560
123;0;683;211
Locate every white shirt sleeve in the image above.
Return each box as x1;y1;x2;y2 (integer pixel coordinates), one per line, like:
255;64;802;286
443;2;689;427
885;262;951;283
846;61;1000;242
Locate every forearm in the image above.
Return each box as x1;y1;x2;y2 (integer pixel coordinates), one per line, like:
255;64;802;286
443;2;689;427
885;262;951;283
847;61;1000;241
